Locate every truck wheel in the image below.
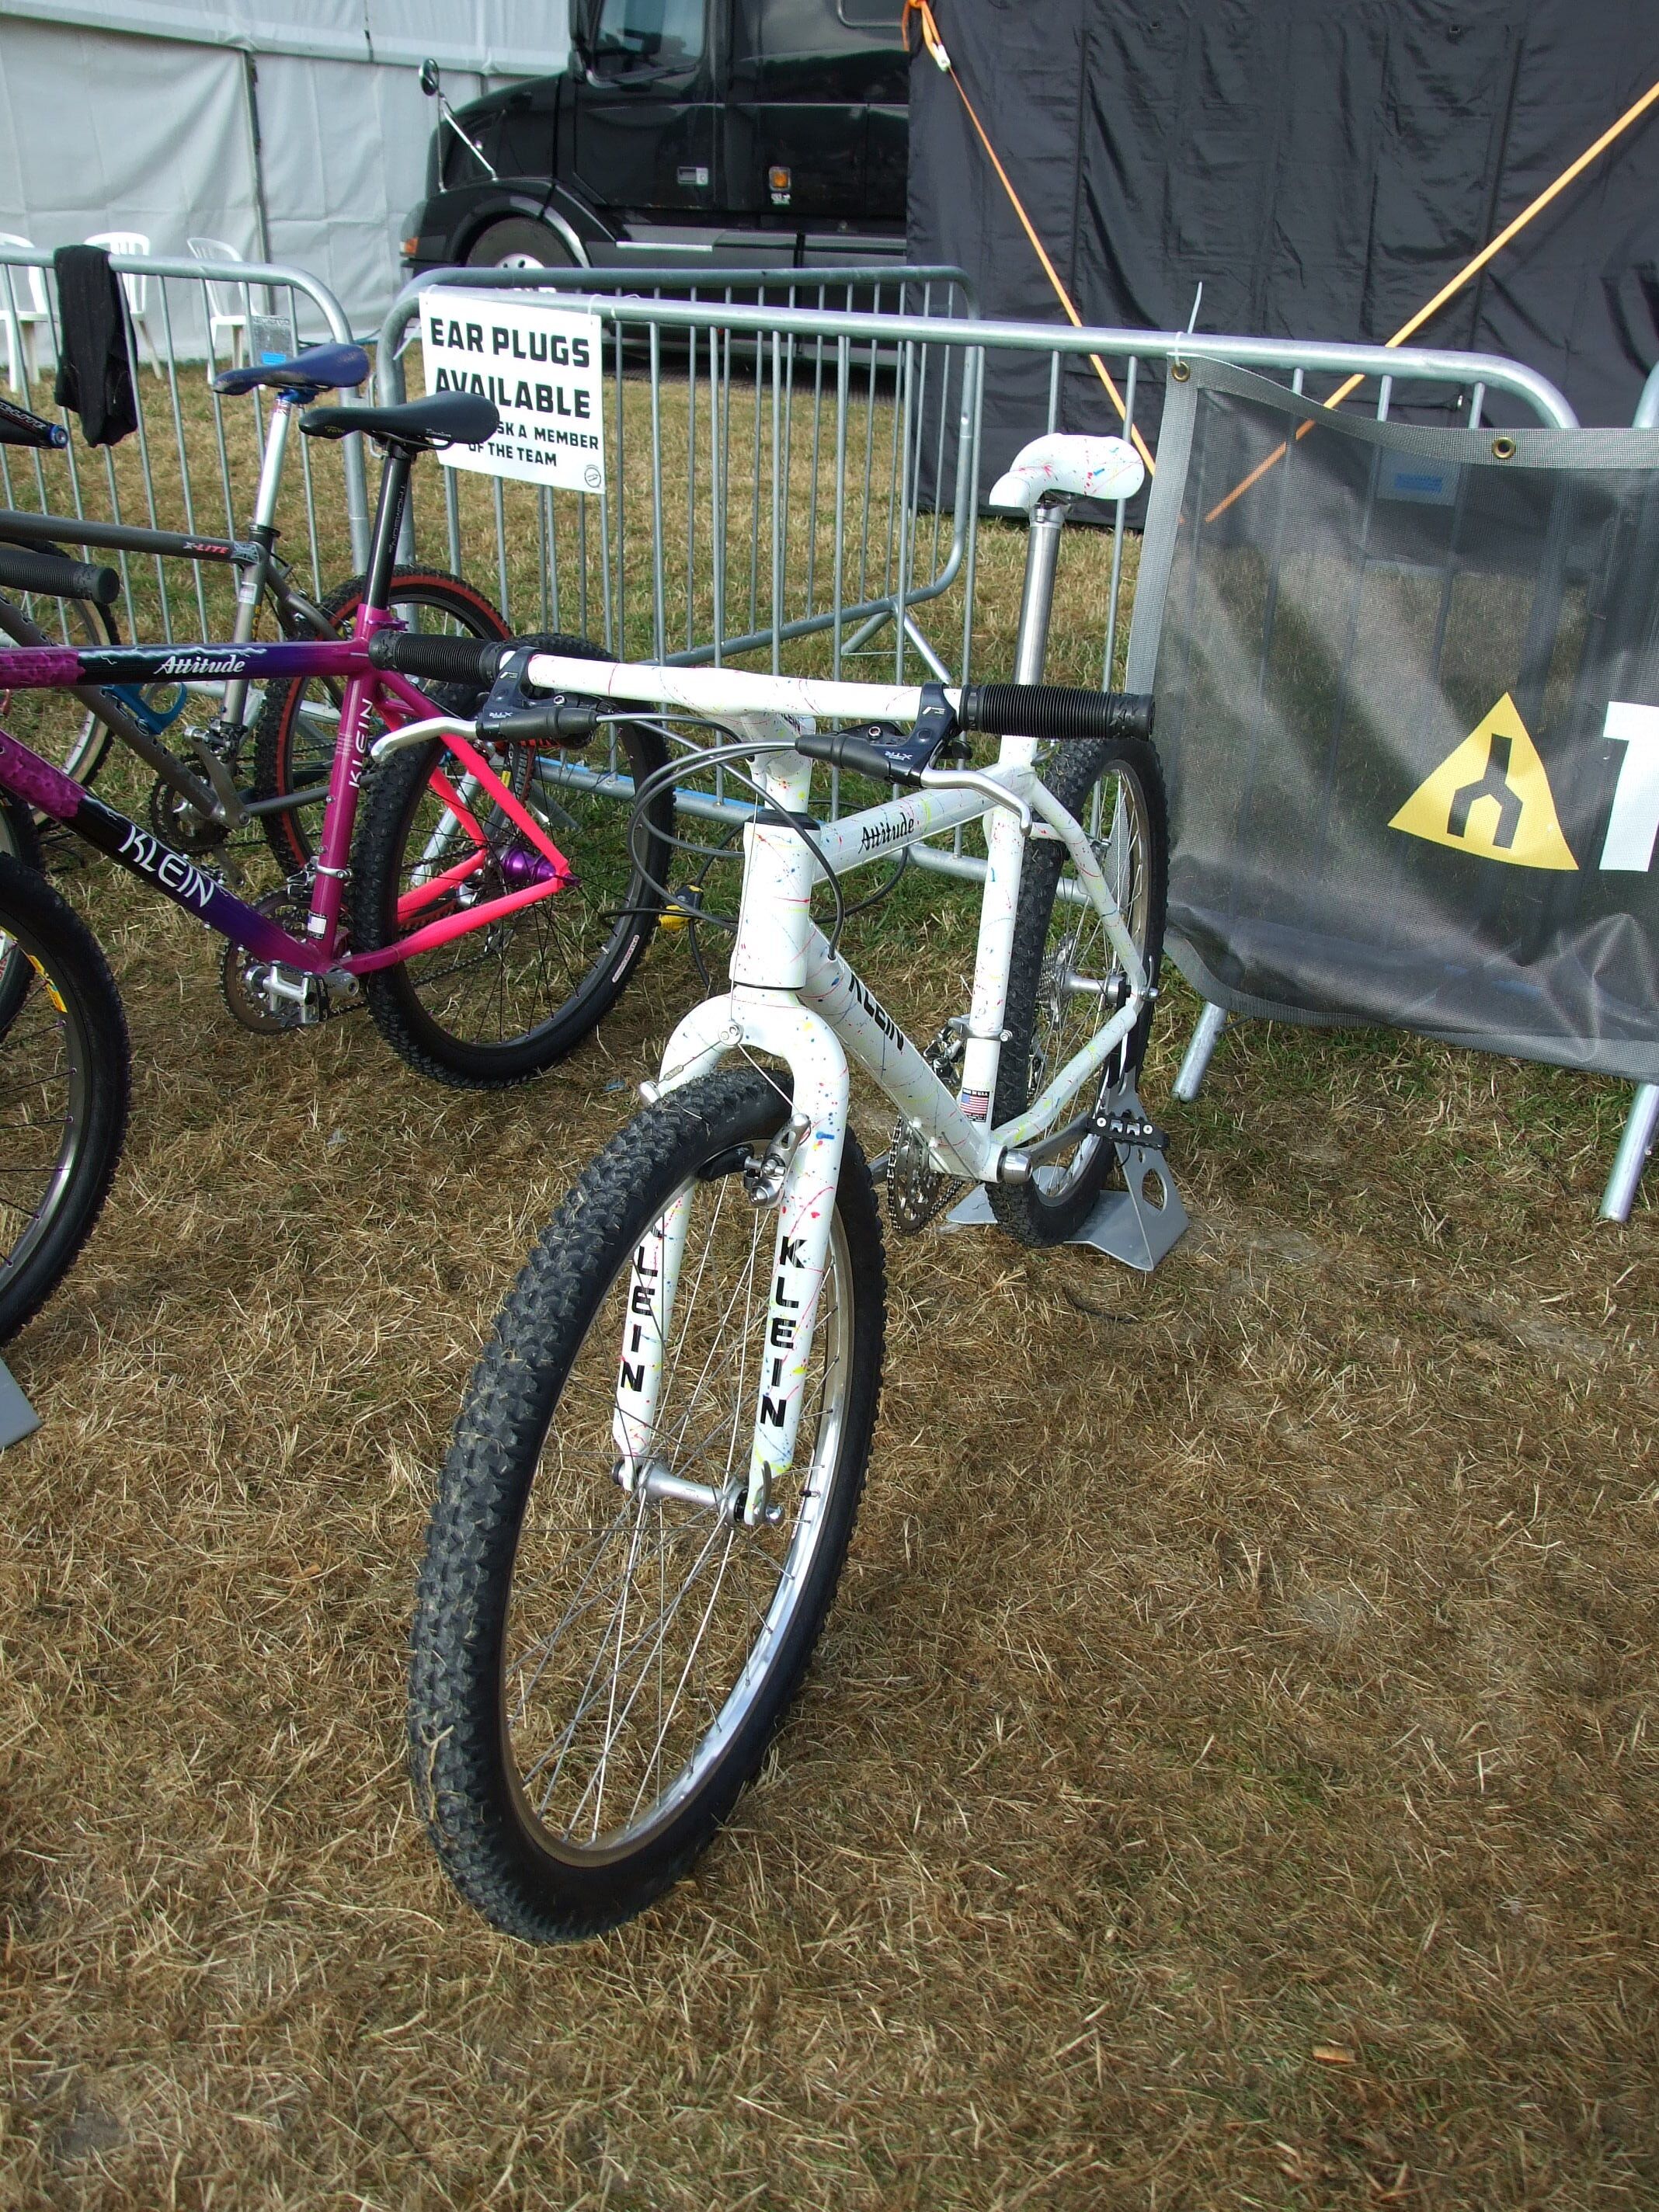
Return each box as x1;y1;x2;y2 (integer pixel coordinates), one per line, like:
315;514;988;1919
466;218;577;270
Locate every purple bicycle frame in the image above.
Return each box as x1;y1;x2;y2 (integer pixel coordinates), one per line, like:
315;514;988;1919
0;630;573;980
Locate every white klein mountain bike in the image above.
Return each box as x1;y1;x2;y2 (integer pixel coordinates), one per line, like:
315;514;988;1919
405;434;1172;1942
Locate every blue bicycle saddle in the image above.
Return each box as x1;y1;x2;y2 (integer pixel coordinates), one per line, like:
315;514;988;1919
213;343;370;402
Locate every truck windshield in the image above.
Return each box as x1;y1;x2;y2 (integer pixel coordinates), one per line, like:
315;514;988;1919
593;0;705;68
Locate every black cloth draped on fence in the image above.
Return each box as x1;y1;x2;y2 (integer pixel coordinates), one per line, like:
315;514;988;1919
53;245;137;449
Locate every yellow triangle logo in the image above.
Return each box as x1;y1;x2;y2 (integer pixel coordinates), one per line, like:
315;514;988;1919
1389;694;1577;870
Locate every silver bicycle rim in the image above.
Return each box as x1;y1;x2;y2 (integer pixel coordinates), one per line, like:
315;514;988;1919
502;1175;854;1859
1031;759;1154;1200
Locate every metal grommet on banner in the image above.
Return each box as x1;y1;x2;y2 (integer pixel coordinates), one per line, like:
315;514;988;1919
1491;435;1518;460
1170;361;1191;382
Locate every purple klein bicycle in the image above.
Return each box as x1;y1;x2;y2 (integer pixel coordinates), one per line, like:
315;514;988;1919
0;384;674;1339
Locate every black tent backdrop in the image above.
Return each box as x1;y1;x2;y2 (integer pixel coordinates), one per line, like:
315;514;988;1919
906;0;1659;503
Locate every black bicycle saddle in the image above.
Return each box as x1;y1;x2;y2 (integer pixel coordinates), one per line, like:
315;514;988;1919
299;391;499;451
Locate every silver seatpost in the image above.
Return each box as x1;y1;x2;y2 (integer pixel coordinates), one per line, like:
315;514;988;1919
1011;494;1071;686
222;397;297;728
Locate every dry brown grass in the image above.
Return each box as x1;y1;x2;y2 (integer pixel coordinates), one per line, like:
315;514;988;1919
2;370;1657;2210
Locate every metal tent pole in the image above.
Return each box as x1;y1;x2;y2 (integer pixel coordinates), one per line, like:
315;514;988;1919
1602;1082;1659;1222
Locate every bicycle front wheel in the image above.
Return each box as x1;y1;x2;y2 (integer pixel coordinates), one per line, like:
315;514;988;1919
0;855;130;1341
251;567;510;874
348;638;673;1088
989;735;1167;1248
409;1069;886;1942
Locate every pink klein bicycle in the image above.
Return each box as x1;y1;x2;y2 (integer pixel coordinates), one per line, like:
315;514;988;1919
0;385;673;1336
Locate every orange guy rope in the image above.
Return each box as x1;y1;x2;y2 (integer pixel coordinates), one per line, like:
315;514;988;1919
1204;73;1659;523
903;0;1156;476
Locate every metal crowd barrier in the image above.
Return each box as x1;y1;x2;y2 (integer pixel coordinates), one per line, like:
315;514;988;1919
377;274;1574;868
377;263;981;679
8;238;1642;1205
0;242;369;642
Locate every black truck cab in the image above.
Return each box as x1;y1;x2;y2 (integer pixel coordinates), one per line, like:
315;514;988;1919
402;0;909;276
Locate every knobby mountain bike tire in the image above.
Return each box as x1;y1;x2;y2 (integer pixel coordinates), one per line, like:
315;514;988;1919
251;566;512;875
989;734;1168;1249
409;1069;887;1942
0;855;130;1341
346;634;673;1089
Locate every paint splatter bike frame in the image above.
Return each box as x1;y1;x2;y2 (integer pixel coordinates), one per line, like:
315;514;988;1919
0;622;576;984
513;647;1155;1528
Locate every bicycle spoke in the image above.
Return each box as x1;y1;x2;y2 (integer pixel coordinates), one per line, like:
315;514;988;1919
496;1132;857;1855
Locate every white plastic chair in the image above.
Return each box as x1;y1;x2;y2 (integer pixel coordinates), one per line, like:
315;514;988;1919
0;236;50;395
84;230;160;376
189;235;251;373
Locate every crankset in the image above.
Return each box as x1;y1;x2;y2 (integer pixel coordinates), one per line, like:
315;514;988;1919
885;1019;969;1235
149;774;228;856
148;715;249;856
221;886;359;1033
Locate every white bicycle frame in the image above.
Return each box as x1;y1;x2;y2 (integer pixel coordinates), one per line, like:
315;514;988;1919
521;648;1153;1530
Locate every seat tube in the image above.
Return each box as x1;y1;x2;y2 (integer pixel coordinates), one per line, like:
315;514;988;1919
360;447;413;614
301;446;415;941
304;666;377;944
958;496;1069;1123
223;398;296;722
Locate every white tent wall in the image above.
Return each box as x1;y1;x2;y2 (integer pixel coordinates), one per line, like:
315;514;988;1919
0;0;565;339
247;51;499;331
0;19;259;288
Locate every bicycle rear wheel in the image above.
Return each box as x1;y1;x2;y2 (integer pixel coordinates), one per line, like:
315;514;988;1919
0;581;119;785
409;1070;886;1941
251;567;510;874
989;735;1167;1248
0;855;129;1341
348;636;673;1089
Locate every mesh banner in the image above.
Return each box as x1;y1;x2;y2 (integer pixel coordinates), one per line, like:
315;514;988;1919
1124;362;1659;1082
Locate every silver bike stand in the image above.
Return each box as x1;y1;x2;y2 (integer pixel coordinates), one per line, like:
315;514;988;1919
943;1085;1190;1273
0;1355;39;1450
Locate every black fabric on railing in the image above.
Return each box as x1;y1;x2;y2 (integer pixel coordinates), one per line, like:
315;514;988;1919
908;0;1659;506
1125;360;1659;1082
52;245;137;449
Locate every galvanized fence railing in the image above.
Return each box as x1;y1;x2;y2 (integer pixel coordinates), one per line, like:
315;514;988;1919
375;263;981;682
0;243;370;643
442;290;1570;864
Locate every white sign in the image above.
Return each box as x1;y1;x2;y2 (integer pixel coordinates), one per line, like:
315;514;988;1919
419;290;605;495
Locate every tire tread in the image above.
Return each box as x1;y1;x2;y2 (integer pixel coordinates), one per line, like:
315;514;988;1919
409;1069;885;1941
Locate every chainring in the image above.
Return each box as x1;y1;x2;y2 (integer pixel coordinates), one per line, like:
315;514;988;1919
221;889;311;1033
149;773;228;855
885;1024;968;1235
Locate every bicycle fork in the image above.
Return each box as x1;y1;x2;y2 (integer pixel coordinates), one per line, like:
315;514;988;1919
614;725;851;1529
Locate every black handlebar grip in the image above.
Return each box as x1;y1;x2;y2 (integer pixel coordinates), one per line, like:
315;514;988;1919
956;683;1155;743
490;701;601;746
0;395;67;451
367;630;508;686
0;543;120;607
795;730;916;783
